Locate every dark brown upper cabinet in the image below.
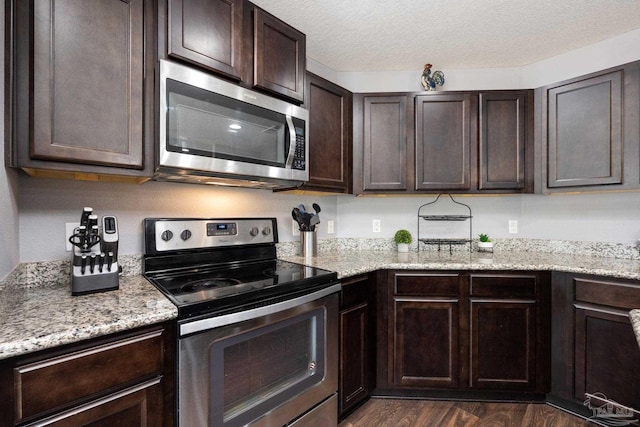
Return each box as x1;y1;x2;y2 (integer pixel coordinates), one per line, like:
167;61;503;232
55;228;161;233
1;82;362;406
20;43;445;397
353;94;412;193
540;61;640;193
546;71;623;188
167;0;244;80
161;0;306;103
7;0;155;181
415;94;476;191
301;73;352;193
353;90;532;195
479;91;532;191
253;8;306;103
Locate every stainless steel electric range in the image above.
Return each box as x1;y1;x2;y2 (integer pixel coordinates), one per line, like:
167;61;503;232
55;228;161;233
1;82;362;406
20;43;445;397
143;217;340;427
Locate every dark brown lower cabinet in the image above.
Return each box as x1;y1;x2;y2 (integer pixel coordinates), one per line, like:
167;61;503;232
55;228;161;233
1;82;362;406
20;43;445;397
394;299;459;388
470;300;536;389
551;273;640;417
0;322;175;427
339;274;375;419
379;271;549;398
469;273;548;392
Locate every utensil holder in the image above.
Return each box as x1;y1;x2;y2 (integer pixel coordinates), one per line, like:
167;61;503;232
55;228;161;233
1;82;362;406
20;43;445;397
300;231;317;257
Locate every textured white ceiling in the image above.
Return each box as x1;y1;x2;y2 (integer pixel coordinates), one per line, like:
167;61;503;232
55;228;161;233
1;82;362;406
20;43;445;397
250;0;640;72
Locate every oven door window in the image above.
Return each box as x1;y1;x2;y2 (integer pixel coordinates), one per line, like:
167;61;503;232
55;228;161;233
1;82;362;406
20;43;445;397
166;78;289;168
179;307;326;427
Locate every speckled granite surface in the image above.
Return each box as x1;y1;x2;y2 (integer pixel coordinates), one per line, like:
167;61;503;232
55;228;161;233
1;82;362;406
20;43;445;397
3;238;640;361
0;274;177;360
630;309;640;349
280;249;640;280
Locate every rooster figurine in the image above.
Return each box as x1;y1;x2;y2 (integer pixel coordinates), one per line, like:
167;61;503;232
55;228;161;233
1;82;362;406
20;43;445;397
421;64;445;91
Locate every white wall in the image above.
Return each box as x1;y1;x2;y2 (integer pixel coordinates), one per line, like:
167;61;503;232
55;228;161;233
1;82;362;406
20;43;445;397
327;28;640;92
0;1;21;280
18;177;338;262
335;192;640;244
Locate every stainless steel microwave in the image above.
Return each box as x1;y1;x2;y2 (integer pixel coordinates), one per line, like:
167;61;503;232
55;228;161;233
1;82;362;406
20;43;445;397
155;60;309;188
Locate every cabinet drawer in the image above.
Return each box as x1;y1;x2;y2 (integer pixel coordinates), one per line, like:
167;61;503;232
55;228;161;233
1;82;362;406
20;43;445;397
574;278;640;309
15;330;164;422
395;274;459;296
469;274;536;298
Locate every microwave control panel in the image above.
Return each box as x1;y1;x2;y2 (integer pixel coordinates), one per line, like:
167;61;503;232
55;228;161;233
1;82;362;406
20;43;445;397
292;125;306;170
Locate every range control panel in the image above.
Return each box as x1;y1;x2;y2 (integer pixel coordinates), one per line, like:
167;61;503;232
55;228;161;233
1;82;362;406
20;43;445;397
147;218;277;252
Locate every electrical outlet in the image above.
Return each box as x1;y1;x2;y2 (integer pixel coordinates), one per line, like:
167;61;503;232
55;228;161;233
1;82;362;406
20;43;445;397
327;220;335;234
65;222;80;251
292;219;300;236
372;219;381;233
509;220;518;234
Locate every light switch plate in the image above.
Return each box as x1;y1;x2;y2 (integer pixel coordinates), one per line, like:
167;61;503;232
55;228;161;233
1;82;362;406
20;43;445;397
372;219;381;233
508;220;518;234
327;220;335;234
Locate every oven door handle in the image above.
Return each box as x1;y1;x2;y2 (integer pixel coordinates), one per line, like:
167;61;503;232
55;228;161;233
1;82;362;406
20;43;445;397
179;283;341;337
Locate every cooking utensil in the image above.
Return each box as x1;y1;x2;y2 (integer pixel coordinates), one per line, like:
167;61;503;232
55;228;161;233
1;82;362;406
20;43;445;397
292;208;302;229
309;214;320;229
312;203;321;214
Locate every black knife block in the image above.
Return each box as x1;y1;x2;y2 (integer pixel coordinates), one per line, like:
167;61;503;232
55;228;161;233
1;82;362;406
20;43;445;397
70;213;120;295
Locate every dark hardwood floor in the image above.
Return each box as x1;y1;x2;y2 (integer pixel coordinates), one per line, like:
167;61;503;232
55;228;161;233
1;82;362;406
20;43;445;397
339;399;600;427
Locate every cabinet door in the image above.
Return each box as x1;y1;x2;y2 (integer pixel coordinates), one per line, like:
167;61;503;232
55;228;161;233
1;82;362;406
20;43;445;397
415;94;476;191
304;73;352;193
253;8;305;102
479;91;529;190
339;275;374;417
360;95;409;191
470;300;536;390
546;71;623;188
572;276;640;410
29;0;148;169
393;299;459;388
339;302;369;415
574;305;640;409
168;0;243;80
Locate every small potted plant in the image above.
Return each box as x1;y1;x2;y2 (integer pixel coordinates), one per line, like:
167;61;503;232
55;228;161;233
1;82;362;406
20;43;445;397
394;229;412;253
478;233;494;250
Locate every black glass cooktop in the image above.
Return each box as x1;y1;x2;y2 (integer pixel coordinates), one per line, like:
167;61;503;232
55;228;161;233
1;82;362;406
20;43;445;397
145;259;338;318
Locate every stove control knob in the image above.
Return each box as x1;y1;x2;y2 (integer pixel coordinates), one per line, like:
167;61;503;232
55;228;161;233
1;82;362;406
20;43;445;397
249;227;259;237
180;229;192;241
262;227;272;236
161;230;173;242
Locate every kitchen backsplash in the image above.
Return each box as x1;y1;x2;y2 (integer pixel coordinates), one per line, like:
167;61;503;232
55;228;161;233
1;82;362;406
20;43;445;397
4;238;638;291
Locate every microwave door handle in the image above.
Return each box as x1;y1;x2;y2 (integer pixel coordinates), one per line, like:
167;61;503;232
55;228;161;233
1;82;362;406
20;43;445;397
285;115;296;168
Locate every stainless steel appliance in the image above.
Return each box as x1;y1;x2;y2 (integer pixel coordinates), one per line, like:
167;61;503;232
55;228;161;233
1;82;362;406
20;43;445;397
69;207;119;295
143;217;339;427
156;60;309;189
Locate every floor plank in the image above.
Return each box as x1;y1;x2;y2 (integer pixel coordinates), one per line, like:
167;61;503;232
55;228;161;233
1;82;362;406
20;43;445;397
339;399;599;427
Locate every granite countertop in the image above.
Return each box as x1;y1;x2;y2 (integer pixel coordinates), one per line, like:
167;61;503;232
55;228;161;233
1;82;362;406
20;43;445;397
280;249;640;281
4;247;640;361
0;275;177;360
630;309;640;349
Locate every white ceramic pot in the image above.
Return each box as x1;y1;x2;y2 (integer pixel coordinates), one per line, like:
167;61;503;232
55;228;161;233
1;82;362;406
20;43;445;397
478;241;494;249
397;243;409;253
